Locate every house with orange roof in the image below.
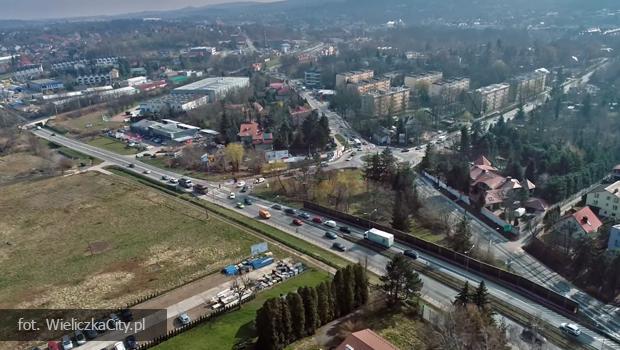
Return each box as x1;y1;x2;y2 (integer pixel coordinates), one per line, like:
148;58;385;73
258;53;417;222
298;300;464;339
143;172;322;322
335;329;399;350
552;207;603;249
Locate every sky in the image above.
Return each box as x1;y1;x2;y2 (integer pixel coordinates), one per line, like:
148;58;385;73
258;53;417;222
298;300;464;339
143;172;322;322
0;0;279;20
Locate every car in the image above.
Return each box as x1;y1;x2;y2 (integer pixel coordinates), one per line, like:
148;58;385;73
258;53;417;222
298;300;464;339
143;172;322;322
236;181;246;188
401;148;410;153
324;231;338;239
112;341;126;350
244;198;252;205
36;126;42;130
560;323;581;336
127;163;135;168
124;335;138;350
51;133;56;136
312;216;323;224
298;212;310;220
168;178;178;184
339;226;351;234
161;175;169;181
142;170;151;174
120;309;133;322
332;242;346;251
178;313;191;326
240;185;248;193
84;327;98;340
254;177;266;184
75;330;86;345
285;208;297;215
228;192;236;199
47;341;61;350
403;250;418;259
346;156;353;161
272;204;282;210
61;335;73;350
324;220;337;228
292;218;303;226
236;202;245;209
320;162;329;168
94;319;107;334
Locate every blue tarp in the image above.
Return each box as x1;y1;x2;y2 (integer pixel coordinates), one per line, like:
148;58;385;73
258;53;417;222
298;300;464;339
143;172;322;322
223;265;239;276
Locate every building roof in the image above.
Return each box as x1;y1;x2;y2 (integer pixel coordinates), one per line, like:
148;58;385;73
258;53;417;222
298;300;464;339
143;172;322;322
614;164;620;171
336;329;399;350
471;170;506;190
174;76;249;94
524;197;549;212
571;207;603;234
238;122;260;138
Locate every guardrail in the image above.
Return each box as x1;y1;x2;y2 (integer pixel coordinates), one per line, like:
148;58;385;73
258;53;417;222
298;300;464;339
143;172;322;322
302;201;580;316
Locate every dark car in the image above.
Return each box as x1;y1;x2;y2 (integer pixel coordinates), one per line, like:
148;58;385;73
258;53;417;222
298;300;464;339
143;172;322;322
401;148;410;153
312;216;323;223
272;204;282;210
84;327;98;340
339;226;351;234
324;231;338;240
293;219;303;226
285;208;297;215
125;335;138;350
403;250;418;260
120;309;133;322
240;186;248;193
332;242;346;251
244;198;252;205
127;163;135;168
298;212;310;220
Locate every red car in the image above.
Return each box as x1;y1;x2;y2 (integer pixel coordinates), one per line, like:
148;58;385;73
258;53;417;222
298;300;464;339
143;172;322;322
293;218;303;226
312;216;323;224
48;341;61;350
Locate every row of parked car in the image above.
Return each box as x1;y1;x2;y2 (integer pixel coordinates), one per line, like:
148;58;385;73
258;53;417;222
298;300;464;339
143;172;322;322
39;310;137;350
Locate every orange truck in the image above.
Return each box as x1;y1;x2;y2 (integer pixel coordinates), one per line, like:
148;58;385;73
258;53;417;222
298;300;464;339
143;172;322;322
259;209;271;219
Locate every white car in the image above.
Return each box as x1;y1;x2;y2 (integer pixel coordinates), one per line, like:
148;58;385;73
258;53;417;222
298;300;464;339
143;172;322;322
324;220;337;228
143;170;151;174
168;178;178;184
61;335;73;350
236;181;246;188
560;323;581;336
228;192;236;199
254;177;266;184
113;341;126;350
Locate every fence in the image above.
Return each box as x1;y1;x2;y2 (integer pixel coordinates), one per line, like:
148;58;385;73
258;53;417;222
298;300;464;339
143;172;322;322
302;201;580;316
422;171;470;205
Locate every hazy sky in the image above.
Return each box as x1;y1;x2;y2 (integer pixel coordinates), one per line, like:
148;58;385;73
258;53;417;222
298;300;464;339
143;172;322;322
0;0;279;20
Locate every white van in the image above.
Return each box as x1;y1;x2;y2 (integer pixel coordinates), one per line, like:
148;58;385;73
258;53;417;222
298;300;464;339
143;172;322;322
324;220;337;228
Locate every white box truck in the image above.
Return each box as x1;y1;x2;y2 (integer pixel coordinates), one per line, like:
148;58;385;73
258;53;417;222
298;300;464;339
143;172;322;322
364;228;394;248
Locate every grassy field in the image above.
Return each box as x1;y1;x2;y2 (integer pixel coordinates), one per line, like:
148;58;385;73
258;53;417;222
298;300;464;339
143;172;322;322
140;157;250;182
49;110;125;137
0;172;263;309
88;136;139;155
154;269;330;350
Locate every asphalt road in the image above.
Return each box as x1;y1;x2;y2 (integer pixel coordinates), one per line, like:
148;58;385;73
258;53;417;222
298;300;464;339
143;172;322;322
32;128;618;350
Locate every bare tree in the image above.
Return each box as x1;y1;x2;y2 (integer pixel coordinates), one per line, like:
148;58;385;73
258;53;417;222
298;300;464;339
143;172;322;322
231;276;254;310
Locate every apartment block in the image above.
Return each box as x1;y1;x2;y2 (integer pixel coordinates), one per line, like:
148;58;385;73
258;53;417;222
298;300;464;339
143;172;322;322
348;77;391;94
586;181;620;219
473;83;511;113
335;69;375;88
304;69;322;89
361;87;410;117
429;77;470;103
511;68;549;102
404;71;443;91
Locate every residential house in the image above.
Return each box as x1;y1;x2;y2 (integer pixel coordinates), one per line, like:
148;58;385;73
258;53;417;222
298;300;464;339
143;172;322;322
238;122;273;150
335;329;399;350
586;181;620;218
553;207;603;247
289;105;313;126
608;224;620;250
469;156;535;210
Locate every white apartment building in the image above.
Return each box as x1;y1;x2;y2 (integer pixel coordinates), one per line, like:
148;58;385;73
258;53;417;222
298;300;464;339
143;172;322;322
586;181;620;218
429;77;470;103
473;83;511;113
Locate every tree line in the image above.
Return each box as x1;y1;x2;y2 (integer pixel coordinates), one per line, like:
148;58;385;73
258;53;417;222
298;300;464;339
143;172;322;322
255;264;368;350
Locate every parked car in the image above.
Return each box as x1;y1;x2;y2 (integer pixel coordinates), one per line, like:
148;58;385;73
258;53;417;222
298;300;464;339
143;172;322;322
240;186;248;193
339;226;351;234
61;335;73;350
75;330;86;345
560;323;581;337
47;341;61;350
293;219;303;226
84;327;98;340
403;250;418;259
401;148;410;153
272;204;282;210
312;216;323;224
285;208;297;215
228;192;236;199
236;181;246;188
324;220;337;228
178;313;191;326
125;335;138;350
298;212;310;220
244;198;252;205
236;202;245;209
161;175;169;181
332;242;346;251
324;231;338;240
120;309;133;322
113;341;126;350
254;177;266;184
168;178;178;184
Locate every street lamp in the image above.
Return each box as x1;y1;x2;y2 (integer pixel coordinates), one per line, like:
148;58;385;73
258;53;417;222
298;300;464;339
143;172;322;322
364;208;378;230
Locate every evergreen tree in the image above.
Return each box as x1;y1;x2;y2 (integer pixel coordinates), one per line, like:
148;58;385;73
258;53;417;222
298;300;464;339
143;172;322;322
379;148;397;182
452;214;473;253
363;153;382;182
325;280;336;321
460;126;471;156
515;105;526;121
453;281;471;307
286;292;305;340
278;298;293;345
316;282;333;325
341;266;356;315
380;255;424;305
331;269;345;317
419;144;437;173
219;112;231;144
353;264;369;307
256;299;283;350
473;281;490;310
391;191;411;231
298;287;319;336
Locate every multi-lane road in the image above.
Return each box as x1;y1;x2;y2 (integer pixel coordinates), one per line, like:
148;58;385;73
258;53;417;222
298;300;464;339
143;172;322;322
31;128;619;350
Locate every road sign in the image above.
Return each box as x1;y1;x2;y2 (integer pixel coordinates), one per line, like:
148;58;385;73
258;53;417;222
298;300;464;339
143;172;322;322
251;242;268;255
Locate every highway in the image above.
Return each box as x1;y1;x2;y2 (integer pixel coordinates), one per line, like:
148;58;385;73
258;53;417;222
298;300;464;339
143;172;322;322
32;128;618;350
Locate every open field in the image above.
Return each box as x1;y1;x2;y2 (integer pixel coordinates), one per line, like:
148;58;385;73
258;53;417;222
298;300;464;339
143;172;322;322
154;269;330;350
0;152;53;185
88;136;138;155
48;109;125;137
0;172;262;309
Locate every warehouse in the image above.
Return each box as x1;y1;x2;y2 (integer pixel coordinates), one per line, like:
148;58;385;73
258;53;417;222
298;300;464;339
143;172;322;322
173;76;250;101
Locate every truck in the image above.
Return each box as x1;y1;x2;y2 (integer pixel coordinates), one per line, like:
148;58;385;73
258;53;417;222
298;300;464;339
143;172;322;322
259;209;271;219
364;228;394;248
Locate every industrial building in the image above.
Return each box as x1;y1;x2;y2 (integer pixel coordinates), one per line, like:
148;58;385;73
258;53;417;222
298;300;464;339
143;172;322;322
473;83;511;114
76;69;119;86
139;94;209;114
360;87;410;117
28;79;64;93
173;77;250;101
130;119;201;143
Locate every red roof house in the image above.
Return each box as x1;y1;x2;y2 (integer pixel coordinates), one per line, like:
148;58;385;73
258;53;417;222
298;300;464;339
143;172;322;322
335;329;399;350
